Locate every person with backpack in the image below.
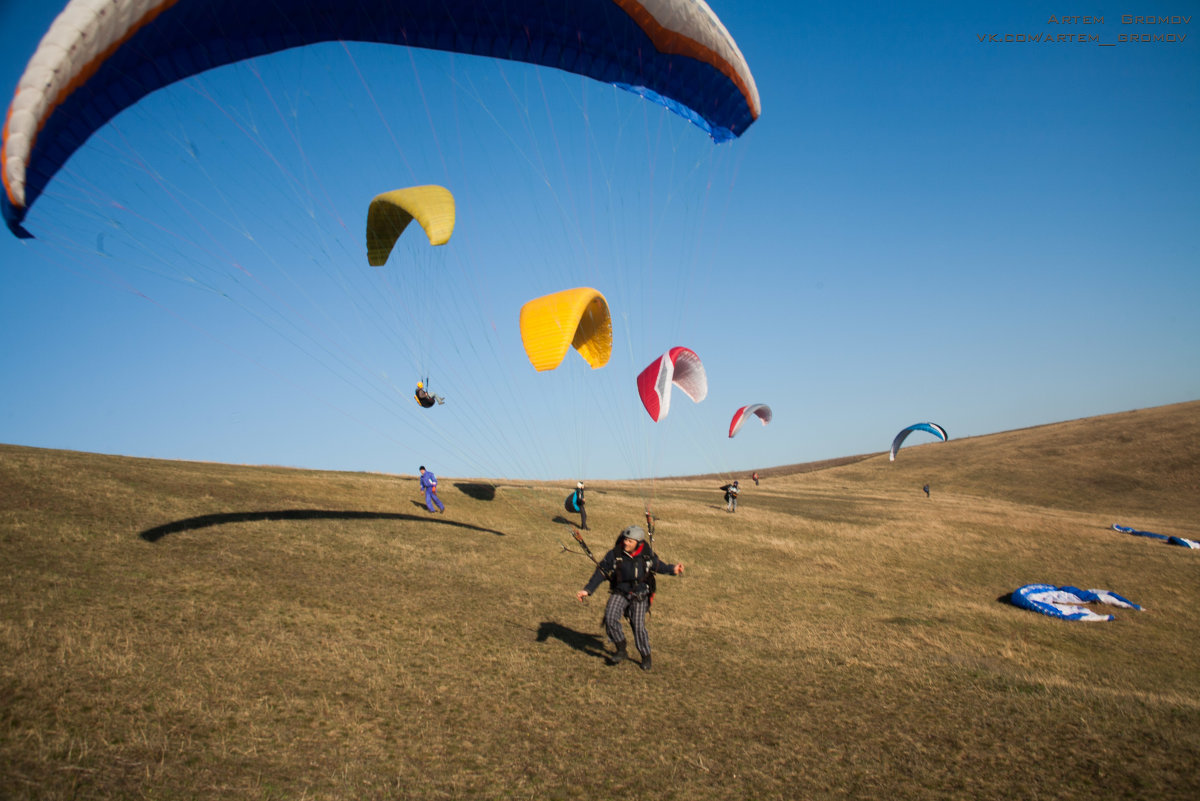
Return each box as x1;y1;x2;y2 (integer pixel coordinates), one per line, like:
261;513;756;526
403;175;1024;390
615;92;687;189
571;481;588;530
720;480;739;512
575;524;683;671
418;466;444;513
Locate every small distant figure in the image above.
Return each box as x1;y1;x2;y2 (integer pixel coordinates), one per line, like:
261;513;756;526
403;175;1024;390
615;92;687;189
720;480;740;512
573;481;588;530
414;380;445;408
644;508;655;537
923;483;930;498
419;466;444;513
751;471;760;486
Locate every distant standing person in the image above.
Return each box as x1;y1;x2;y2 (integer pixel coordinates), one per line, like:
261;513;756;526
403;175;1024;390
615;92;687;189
575;525;684;671
923;483;930;498
751;471;759;486
720;480;740;512
721;480;740;512
573;481;588;530
419;466;444;513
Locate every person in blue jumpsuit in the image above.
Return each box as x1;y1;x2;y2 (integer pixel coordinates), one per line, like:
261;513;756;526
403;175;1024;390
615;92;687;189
418;466;444;513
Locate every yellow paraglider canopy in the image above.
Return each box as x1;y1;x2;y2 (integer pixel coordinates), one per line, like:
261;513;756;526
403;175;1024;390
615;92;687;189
366;185;456;266
519;287;612;372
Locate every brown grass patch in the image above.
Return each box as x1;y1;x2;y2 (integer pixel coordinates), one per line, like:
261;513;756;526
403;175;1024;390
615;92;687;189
2;402;1198;799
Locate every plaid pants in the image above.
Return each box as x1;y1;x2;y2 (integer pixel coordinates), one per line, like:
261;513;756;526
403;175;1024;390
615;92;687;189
604;591;651;657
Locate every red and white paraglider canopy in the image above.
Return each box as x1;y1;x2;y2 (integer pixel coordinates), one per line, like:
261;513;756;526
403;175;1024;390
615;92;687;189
729;403;771;438
636;346;707;422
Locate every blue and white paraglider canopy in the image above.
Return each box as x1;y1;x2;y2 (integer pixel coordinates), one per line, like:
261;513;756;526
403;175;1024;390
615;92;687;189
1011;584;1141;622
1112;524;1200;549
889;422;948;461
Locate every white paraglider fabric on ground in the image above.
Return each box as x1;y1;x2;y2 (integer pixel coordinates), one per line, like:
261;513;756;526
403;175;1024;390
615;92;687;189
1011;584;1142;622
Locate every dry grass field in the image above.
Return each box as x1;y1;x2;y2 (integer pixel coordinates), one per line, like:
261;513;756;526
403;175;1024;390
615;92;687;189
2;401;1198;800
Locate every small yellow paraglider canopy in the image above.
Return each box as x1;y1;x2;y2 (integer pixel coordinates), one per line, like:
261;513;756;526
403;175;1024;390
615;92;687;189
366;185;456;266
519;287;612;372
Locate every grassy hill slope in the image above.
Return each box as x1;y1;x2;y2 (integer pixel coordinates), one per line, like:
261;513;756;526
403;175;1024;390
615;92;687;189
2;401;1198;800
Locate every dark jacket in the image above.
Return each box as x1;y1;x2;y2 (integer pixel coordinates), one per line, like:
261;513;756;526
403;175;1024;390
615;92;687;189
565;487;584;513
583;542;677;597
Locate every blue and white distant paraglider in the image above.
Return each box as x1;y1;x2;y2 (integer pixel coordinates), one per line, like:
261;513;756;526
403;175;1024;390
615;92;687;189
1112;524;1199;549
889;422;948;461
1011;584;1141;622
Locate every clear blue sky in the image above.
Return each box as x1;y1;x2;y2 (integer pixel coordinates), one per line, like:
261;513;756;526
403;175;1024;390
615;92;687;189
1;1;1197;483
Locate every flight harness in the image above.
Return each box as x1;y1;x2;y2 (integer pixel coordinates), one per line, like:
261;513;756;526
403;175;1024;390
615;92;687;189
611;539;657;605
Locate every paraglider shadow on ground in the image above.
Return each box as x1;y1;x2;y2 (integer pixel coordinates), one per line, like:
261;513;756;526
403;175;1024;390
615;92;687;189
551;515;584;527
535;621;608;662
139;509;504;542
997;592;1015;607
454;482;496;500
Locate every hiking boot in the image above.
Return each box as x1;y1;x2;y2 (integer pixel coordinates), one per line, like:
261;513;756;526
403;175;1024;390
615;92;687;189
608;642;627;666
640;655;652;672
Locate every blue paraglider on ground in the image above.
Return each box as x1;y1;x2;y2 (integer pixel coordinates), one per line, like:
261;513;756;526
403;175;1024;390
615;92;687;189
1112;524;1199;549
1011;584;1141;622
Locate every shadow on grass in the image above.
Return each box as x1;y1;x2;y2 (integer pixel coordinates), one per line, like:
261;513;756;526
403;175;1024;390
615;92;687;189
535;621;609;662
140;509;505;542
454;482;497;500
